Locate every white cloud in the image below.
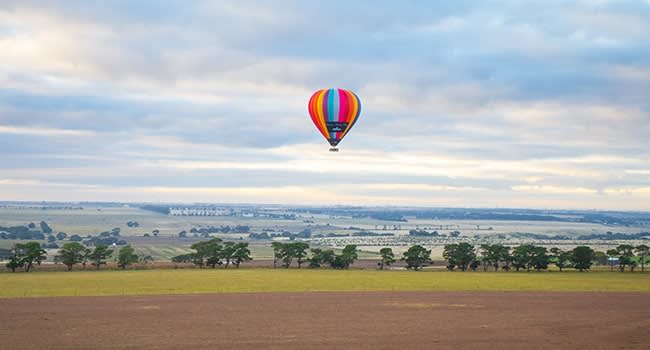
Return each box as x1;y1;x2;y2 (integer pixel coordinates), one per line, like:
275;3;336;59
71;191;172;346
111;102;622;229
511;185;598;195
0;125;96;137
0;1;649;210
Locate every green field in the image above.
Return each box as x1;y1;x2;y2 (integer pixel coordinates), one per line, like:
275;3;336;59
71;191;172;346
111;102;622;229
1;270;648;298
2;206;646;261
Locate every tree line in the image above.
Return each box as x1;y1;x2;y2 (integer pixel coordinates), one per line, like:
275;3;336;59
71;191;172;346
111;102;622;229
0;222;129;249
5;240;649;273
171;238;252;268
0;221;53;240
270;242;360;269
439;243;649;272
5;242;143;272
171;241;361;270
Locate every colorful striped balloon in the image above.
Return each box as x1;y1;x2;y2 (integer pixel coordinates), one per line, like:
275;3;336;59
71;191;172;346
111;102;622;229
308;88;361;151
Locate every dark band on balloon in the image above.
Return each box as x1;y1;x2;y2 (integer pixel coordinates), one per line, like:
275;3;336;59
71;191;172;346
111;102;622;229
326;121;348;133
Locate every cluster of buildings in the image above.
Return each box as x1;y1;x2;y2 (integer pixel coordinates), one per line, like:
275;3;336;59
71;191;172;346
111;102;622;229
169;207;231;216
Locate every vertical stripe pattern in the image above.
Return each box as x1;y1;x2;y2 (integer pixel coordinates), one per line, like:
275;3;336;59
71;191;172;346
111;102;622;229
308;88;361;147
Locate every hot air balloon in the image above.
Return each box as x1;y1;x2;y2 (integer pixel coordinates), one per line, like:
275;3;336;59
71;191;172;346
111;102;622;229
308;88;361;152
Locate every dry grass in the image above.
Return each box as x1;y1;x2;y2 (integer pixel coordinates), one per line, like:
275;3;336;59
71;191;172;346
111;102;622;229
1;269;648;298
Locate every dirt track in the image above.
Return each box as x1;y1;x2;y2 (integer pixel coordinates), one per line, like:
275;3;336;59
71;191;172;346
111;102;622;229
1;292;648;350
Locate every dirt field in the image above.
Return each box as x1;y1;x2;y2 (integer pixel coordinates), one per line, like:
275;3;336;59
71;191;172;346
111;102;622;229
1;291;648;350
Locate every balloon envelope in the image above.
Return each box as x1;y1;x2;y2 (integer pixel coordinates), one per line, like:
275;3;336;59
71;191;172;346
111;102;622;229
308;88;361;148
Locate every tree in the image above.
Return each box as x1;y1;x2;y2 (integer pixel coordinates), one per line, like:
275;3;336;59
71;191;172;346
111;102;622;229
616;244;635;272
190;238;223;268
271;242;319;269
492;245;511;271
479;244;492;272
271;241;284;268
80;246;90;269
469;259;480;271
69;234;83;242
593;251;608;266
297;228;312;238
571;246;595;272
340;245;358;269
5;247;23;272
279;243;294;268
15;242;47;272
171;254;193;264
443;243;475;271
221;241;236;268
56;232;67;240
606;249;618;272
308;248;335;268
291;242;310;268
478;244;509;272
231;242;252;268
531;246;549;271
403;245;432;271
635;245;649;272
40;221;53;234
273;242;300;269
58;242;89;271
330;255;348;269
512;244;540;272
378;247;395;270
550;247;572;272
88;245;113;270
233;225;250;233
117;245;139;269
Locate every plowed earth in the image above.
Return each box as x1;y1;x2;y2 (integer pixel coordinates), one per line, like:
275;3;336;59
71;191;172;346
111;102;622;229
1;292;648;350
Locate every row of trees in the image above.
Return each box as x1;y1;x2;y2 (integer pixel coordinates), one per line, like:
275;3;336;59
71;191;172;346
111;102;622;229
0;221;53;240
441;243;649;272
606;244;649;272
266;243;432;271
70;242;650;272
174;241;362;270
0;222;129;250
5;240;648;273
5;242;46;272
172;238;252;268
271;242;360;269
57;243;128;271
5;241;142;272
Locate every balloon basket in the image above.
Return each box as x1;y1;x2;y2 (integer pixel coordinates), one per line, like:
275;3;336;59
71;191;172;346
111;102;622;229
329;147;339;152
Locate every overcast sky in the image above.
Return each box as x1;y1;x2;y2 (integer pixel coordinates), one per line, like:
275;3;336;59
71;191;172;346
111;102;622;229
1;1;649;210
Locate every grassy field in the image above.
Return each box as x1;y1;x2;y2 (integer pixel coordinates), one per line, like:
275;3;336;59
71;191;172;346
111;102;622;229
1;269;648;298
2;206;645;261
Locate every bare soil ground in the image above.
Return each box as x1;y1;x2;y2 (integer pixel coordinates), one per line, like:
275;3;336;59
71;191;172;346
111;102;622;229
1;292;648;350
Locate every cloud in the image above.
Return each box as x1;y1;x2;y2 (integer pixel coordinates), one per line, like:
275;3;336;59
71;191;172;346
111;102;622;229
0;1;649;209
511;185;598;195
0;125;96;136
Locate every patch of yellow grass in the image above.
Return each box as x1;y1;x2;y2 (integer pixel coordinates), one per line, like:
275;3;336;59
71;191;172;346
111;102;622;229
0;269;648;298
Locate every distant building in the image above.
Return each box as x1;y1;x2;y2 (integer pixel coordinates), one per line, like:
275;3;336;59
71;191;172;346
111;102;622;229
169;207;229;216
